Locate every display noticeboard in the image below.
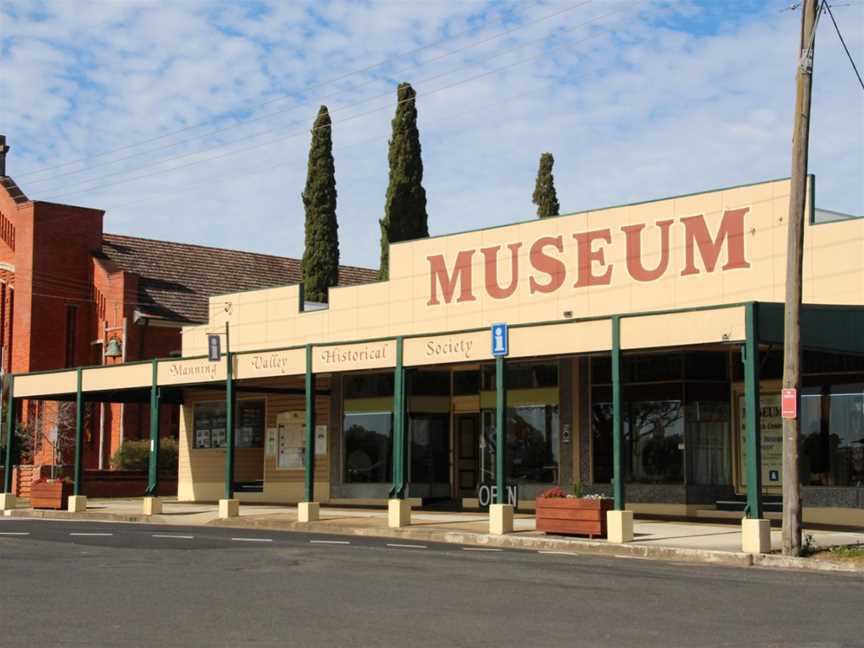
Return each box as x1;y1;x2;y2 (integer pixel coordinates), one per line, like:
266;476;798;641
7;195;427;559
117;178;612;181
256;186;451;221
738;392;783;487
276;411;305;469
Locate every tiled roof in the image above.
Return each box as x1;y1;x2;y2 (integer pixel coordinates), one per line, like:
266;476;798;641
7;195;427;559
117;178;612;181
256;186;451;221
0;177;28;204
99;233;378;324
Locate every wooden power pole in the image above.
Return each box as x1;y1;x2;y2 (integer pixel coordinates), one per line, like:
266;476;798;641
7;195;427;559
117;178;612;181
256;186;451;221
782;0;820;557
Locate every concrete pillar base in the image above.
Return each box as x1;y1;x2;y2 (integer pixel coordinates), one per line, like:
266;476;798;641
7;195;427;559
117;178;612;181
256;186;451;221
143;496;162;516
388;499;411;528
298;501;320;522
607;510;634;543
218;498;240;519
741;518;771;554
68;495;87;513
0;493;16;511
490;503;514;535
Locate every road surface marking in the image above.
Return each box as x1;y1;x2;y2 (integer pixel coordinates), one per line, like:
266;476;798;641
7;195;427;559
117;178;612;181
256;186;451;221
0;532;29;536
69;532;113;537
231;537;273;543
310;540;350;545
152;534;194;540
463;547;502;552
386;543;427;549
614;554;652;560
538;551;577;556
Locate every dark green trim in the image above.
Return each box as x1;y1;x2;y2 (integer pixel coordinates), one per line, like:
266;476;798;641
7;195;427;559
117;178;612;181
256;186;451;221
73;368;84;497
495;355;507;505
12;302;759;392
744;303;763;519
389;337;406;499
611;316;624;510
145;358;160;496
304;344;315;503
3;376;14;493
224;351;235;501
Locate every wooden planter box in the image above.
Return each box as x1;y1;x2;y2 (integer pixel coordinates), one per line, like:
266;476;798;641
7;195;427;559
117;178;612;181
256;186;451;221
535;497;614;538
31;480;73;510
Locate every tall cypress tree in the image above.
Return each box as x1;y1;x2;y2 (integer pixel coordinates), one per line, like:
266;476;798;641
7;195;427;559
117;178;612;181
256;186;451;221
301;105;339;303
532;152;560;219
378;82;428;280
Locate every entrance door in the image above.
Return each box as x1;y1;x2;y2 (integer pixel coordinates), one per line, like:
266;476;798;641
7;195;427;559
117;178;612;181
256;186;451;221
455;413;480;500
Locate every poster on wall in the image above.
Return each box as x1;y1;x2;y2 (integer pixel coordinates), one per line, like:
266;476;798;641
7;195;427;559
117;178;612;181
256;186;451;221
276;411;305;469
315;425;327;456
738;393;783;487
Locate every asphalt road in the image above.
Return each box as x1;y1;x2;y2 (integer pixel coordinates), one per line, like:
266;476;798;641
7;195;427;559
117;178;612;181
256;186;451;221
0;519;861;648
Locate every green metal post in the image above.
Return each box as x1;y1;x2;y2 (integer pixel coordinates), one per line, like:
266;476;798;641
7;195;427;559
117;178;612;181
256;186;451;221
495;356;507;505
304;344;315;503
146;359;160;496
73;368;84;497
744;302;763;519
611;316;624;511
390;337;405;499
3;376;14;494
224;323;235;500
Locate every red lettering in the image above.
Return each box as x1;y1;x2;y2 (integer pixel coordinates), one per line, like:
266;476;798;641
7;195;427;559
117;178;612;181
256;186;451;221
529;236;566;294
573;229;613;287
482;243;522;300
621;220;673;282
680;208;751;276
427;250;476;306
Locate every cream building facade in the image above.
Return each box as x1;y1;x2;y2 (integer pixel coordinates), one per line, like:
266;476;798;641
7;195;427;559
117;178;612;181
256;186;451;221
6;177;864;525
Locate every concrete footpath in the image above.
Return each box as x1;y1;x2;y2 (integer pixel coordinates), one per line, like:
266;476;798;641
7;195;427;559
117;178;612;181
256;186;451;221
5;497;864;574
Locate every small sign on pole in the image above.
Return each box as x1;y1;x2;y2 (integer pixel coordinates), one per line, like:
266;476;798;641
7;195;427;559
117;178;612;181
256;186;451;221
491;323;509;357
207;334;221;362
781;388;797;419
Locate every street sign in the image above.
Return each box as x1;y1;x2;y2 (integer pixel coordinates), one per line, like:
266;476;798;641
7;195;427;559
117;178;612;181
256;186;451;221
781;388;797;419
491;323;508;357
207;334;221;362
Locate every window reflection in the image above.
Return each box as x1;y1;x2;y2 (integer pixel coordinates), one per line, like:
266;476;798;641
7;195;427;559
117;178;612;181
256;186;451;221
344;412;392;483
801;384;864;486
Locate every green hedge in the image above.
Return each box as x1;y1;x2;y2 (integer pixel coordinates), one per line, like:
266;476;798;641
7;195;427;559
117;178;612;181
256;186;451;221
111;438;178;472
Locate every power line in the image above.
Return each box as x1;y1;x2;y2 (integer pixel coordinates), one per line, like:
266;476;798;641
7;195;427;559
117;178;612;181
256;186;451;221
824;1;864;90
37;7;632;203
15;1;592;181
33;1;622;199
24;1;597;193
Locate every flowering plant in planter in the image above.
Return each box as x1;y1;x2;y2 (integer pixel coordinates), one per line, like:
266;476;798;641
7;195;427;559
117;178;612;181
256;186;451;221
536;483;613;538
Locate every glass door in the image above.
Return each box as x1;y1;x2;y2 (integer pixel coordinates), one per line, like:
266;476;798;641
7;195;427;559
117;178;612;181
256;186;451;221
455;413;480;499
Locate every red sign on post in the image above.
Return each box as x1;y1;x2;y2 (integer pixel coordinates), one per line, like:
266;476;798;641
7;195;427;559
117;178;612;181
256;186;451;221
781;388;797;420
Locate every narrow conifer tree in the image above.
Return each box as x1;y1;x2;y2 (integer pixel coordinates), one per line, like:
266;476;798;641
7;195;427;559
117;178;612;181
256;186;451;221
378;82;428;280
301;105;339;303
532;152;560;219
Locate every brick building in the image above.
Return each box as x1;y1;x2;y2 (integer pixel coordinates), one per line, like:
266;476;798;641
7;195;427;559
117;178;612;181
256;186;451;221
0;135;376;471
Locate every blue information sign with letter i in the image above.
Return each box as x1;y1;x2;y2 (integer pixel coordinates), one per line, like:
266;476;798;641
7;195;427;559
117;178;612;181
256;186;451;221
491;323;508;357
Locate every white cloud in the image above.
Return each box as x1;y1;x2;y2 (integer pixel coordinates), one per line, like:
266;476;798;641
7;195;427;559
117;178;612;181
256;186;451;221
1;0;861;270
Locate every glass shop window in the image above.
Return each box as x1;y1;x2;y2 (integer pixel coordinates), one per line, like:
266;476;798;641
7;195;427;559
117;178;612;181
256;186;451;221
193;400;264;449
344;412;392;483
409;413;450;484
801;383;864;487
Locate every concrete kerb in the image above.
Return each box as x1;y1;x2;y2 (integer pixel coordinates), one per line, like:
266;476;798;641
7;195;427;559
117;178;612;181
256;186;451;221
5;507;863;575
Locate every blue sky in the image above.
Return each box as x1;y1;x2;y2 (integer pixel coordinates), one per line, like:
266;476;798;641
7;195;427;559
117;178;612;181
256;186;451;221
1;0;862;269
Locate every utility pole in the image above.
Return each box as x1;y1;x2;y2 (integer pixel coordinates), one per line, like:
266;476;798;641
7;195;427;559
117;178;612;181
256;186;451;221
782;0;820;557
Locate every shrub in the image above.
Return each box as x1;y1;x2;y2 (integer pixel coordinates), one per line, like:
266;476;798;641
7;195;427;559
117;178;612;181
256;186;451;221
111;438;178;472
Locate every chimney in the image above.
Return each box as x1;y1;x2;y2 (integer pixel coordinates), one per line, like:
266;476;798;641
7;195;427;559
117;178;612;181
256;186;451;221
0;135;8;176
